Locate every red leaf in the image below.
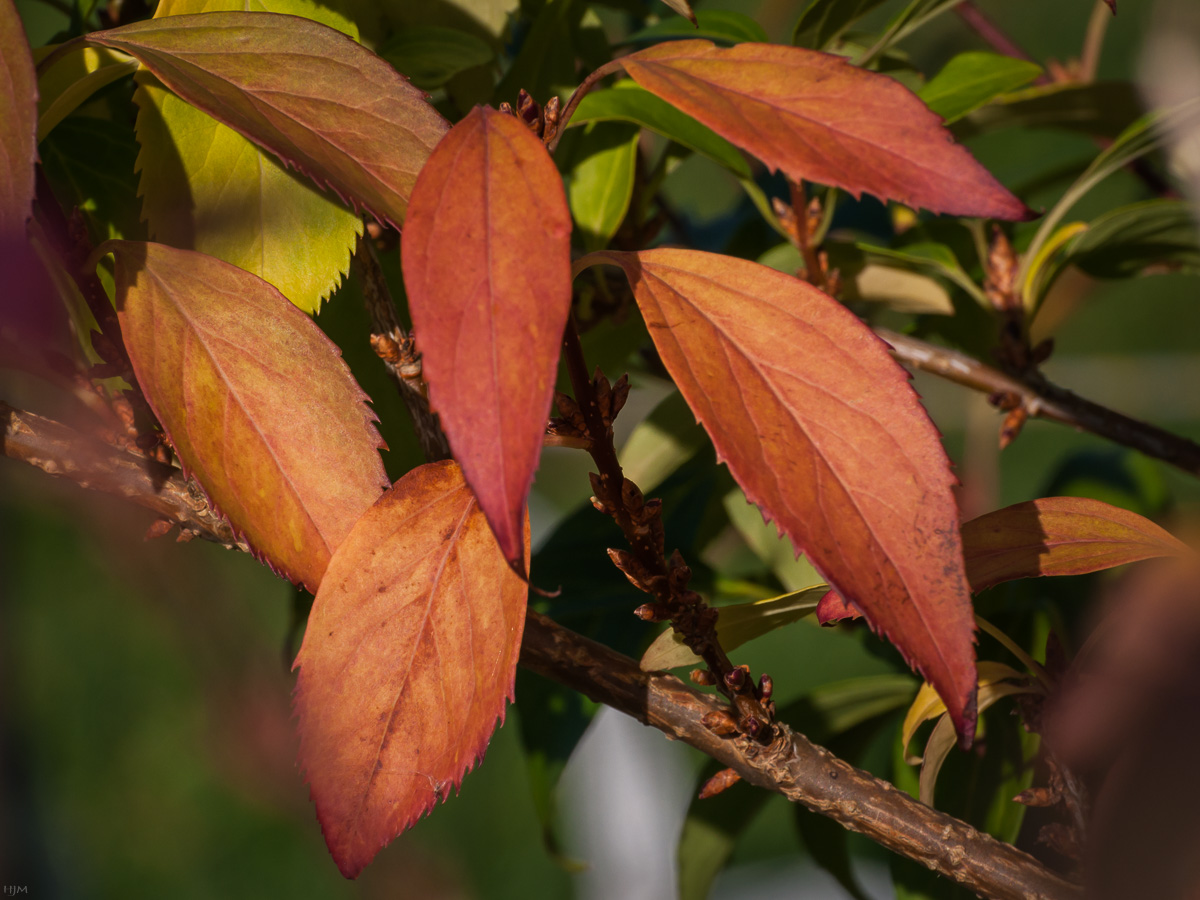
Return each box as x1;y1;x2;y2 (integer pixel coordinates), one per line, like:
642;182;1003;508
401;106;572;568
89;12;448;228
582;249;977;742
104;240;387;590
962;496;1190;592
615;40;1030;220
293;460;529;878
0;0;37;233
817;497;1191;622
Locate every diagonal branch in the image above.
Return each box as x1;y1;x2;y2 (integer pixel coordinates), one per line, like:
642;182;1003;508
0;402;1079;900
878;328;1200;479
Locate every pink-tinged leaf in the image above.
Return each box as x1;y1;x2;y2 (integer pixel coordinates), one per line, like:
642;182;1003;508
294;460;529;878
962;496;1190;593
817;496;1191;622
103;240;387;590
88;12;448;228
401;107;572;569
614;40;1030;220
660;0;697;25
0;0;37;233
581;249;977;742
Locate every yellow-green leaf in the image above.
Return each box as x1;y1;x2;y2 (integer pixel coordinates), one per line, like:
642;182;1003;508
640;585;828;671
132;0;363;313
901;660;1025;764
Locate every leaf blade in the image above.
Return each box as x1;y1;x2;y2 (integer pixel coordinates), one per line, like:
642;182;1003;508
587;248;979;741
1;0;38;233
616;40;1030;220
401;106;572;567
294;460;529;878
89;11;449;228
962;496;1191;593
105;240;388;590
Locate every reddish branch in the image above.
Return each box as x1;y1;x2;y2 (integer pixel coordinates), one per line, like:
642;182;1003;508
0;404;1078;899
878;328;1200;478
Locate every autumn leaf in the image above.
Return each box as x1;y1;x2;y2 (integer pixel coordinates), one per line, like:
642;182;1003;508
579;249;978;742
294;460;529;878
89;11;449;228
1;0;37;234
131;0;364;313
660;0;697;26
612;40;1030;220
962;496;1191;592
817;496;1191;623
402;106;572;569
101;240;387;590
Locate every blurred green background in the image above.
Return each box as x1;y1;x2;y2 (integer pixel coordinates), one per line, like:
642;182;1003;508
6;0;1200;897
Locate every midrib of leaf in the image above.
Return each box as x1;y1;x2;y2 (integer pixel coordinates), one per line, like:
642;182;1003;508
638;264;960;677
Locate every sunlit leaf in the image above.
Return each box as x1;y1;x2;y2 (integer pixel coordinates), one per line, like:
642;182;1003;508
918;681;1033;807
102;240;388;590
1;0;38;233
294;460;529;878
128;0;364;313
89;11;449;229
402;107;572;569
918;52;1042;125
567;122;639;250
35;44;137;142
626;10;766;45
378;25;493;90
962;496;1191;593
581;248;979;742
614;40;1030;219
901;661;1026;764
640;585;829;671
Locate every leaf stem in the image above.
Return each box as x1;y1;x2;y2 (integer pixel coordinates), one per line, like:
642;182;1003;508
547;59;625;152
976;615;1052;687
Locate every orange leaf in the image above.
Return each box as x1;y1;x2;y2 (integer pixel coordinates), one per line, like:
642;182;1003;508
401;106;572;569
581;249;978;742
615;40;1030;220
89;12;448;227
293;460;529;878
104;241;387;590
962;496;1191;592
1;0;37;233
817;497;1191;623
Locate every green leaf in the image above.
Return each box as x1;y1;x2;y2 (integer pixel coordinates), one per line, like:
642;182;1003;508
792;0;890;49
570;82;751;178
953;80;1143;141
640;585;829;671
626;10;767;45
618;390;708;494
88;11;450;231
567;122;639;250
35;45;138;142
378;25;493;90
856;240;988;305
918;52;1042;125
1019;99;1200;306
40;116;145;244
1066;199;1200;279
130;0;367;313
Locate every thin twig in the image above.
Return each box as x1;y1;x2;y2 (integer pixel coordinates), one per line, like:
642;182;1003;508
878;328;1200;478
955;2;1039;65
0;404;1079;900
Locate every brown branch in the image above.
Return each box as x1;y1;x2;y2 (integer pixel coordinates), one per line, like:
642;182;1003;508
519;611;1080;900
0;403;1079;898
560;317;774;740
877;328;1200;478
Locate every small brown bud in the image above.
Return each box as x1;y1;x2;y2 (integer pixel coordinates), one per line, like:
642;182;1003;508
144;518;174;541
621;479;644;512
742;716;763;739
698;767;742;799
1014;786;1059;808
589;471;606;501
498;101;514;116
667;549;691;590
634;602;669;622
724;665;748;691
590;495;612;515
610;374;631;420
701;709;739;736
541;95;561;142
608;548;654;592
999;406;1028;450
690;668;716;686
